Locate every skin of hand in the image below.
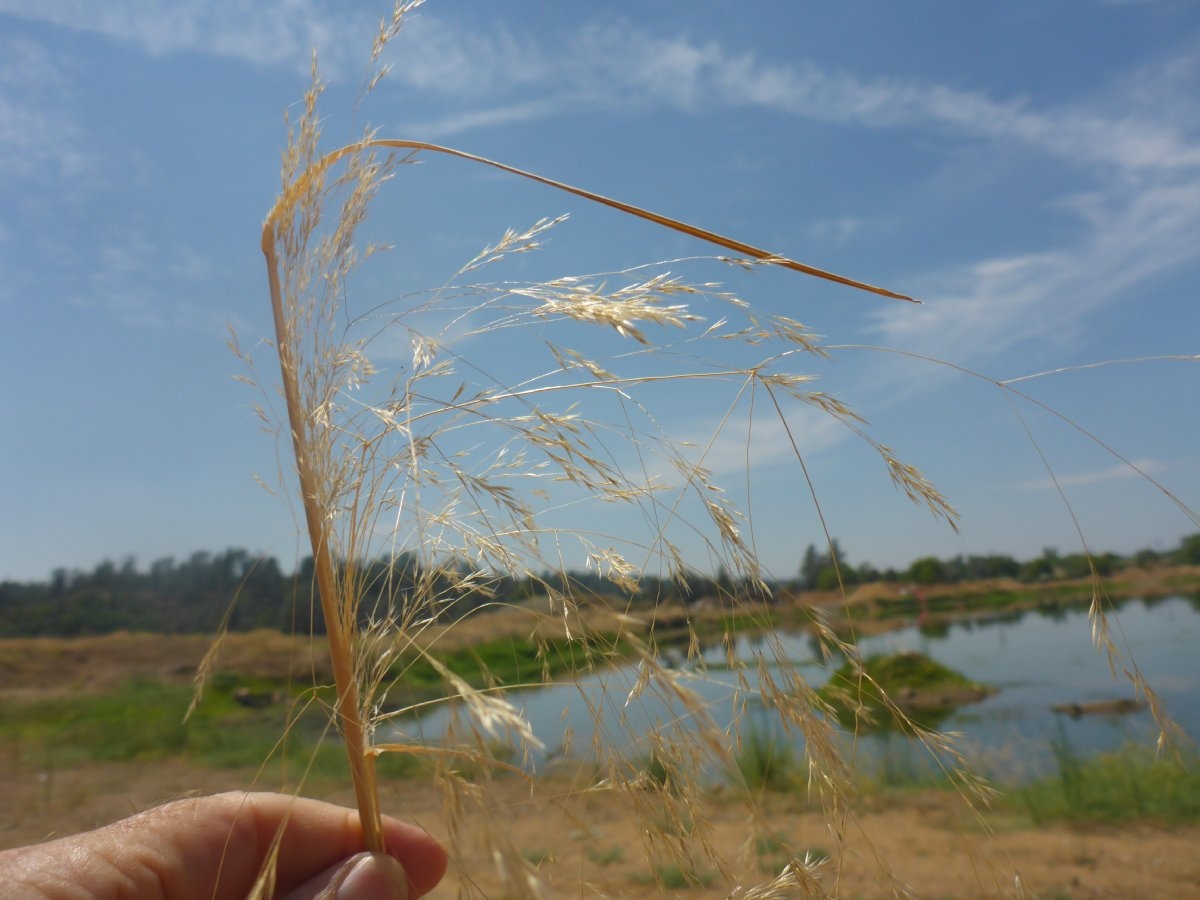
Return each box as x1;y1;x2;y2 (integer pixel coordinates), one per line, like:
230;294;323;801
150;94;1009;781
0;791;448;900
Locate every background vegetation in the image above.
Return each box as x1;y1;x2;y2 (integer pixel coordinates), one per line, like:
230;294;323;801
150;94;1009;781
3;533;1197;637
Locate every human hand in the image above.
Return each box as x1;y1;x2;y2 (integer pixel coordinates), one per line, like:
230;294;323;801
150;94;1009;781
0;791;447;899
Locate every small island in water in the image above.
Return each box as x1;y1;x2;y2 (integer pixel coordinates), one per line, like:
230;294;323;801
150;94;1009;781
819;650;996;730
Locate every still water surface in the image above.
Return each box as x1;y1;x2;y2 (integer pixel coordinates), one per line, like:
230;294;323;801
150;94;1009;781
399;596;1200;782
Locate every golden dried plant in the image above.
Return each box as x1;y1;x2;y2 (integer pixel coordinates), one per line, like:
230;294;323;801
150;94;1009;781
233;2;1194;895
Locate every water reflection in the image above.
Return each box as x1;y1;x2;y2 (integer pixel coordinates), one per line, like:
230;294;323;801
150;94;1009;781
396;596;1199;784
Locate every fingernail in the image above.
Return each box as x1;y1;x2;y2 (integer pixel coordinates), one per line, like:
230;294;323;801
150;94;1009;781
334;853;410;900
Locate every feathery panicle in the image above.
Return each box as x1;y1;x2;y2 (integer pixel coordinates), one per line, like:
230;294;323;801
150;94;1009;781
243;2;1193;894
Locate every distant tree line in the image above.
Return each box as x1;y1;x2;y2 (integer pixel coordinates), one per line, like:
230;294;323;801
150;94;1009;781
1;534;1197;637
796;532;1200;590
0;548;648;638
0;549;291;637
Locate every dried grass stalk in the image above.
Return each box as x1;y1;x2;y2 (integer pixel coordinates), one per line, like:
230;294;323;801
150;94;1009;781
257;9;923;861
243;3;1192;894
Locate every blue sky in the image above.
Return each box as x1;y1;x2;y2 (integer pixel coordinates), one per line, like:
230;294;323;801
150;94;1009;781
1;0;1197;584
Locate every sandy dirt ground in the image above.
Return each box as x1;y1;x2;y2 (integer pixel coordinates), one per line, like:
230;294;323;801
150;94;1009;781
1;758;1197;898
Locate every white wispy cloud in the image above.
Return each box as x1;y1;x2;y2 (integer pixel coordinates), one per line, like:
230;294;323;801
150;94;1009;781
377;16;1196;392
0;1;543;86
402;99;563;140
560;25;1200;174
10;3;1194;368
1013;457;1163;491
384;17;1200;175
391;13;549;93
9;3;1194;179
0;0;376;76
871;177;1200;364
72;231;227;333
804;216;872;248
844;40;1200;366
0;35;88;187
654;403;849;484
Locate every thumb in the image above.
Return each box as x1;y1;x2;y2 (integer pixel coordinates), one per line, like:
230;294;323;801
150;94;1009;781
282;851;411;900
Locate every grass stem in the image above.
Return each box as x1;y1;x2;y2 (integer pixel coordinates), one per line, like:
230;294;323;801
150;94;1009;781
263;230;384;852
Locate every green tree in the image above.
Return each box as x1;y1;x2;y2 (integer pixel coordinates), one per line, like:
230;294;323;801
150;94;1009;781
856;561;880;583
908;556;946;585
962;554;1019;580
799;539;844;590
815;566;841;591
800;544;821;590
1174;533;1200;565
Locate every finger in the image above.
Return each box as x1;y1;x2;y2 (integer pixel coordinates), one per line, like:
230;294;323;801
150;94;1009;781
0;792;446;900
280;851;409;900
208;793;446;897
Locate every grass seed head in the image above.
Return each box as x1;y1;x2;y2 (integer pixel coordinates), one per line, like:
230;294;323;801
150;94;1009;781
245;2;1192;893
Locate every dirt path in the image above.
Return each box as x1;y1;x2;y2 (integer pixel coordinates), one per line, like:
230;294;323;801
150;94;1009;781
2;759;1196;898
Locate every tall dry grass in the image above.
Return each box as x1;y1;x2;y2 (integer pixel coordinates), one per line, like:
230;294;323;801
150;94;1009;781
223;2;1194;895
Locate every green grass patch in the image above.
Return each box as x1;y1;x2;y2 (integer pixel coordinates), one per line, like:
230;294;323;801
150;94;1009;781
854;740;960;794
754;833;790;857
522;847;552;866
734;722;799;792
1;679;195;764
0;675;420;781
586;845;624;866
631;864;715;890
386;632;630;706
1014;743;1200;825
641;748;675;792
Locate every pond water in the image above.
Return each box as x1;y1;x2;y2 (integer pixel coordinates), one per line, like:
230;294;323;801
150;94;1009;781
394;595;1200;783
